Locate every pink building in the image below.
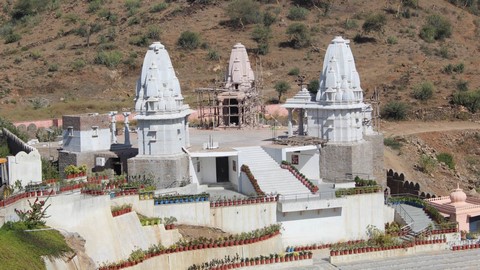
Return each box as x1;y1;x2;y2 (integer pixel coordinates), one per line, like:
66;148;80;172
426;185;480;232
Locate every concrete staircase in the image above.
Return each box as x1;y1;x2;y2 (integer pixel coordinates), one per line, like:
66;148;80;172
237;146;311;196
393;203;434;234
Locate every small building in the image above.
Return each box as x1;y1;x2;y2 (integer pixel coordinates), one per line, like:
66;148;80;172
426;185;480;232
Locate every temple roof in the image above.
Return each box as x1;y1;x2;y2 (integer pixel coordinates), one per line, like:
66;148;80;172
224;43;255;91
315;36;363;104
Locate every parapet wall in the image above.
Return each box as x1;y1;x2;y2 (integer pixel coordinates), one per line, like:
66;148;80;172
386;169;436;198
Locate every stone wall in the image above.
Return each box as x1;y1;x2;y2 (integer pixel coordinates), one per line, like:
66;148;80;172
386;169;436;198
128;154;190;189
320;140;375;181
364;133;385;185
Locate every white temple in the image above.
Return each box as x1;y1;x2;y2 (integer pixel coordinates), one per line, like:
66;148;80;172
284;36;383;181
224;43;255;91
134;42;192;156
128;42;192;186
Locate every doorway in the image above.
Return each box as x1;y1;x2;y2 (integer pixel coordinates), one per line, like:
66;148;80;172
216;157;229;182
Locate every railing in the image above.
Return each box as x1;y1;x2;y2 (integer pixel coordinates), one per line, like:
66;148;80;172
278;191;337;202
390;202;415;228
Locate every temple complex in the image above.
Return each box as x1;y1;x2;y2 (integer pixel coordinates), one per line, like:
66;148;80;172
195;43;263;129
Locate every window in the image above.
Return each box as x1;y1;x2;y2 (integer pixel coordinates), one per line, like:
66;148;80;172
91;126;98;137
67;126;73;137
291;154;299;165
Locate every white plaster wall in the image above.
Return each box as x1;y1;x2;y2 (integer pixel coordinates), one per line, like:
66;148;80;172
286;150;319;179
262;147;283;163
79;128;110;152
7;150;42;186
200;157;217;183
137;118;186;156
306;107;364;143
153;202;211;227
62;130;81;152
239;172;256;196
228;156;239;188
279;193;394;246
210;202;277;233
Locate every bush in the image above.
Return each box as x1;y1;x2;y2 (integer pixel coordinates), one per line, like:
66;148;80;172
94;50;123;68
225;0;262;28
11;0;51;20
263;11;276;27
288;67;300;76
443;63;465;74
150;3;168;13
386;36;397;44
88;0;104;13
48;64;59;72
125;0;142;15
287;6;309;21
177;31;200;50
286;23;311;49
71;59;86;71
419;154;437;174
381;101;408;120
206;49;220;61
451;89;480;113
457;80;469;92
147;25;161;40
420;15;452;42
129;35;149;47
343;19;358;30
412;81;434;101
251;25;271;55
362;13;387;34
384;137;402;150
437;152;455;170
4;32;21;44
307;79;319;94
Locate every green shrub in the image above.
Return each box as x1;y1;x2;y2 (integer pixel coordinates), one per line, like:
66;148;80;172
286;23;311;49
48;63;59;72
263;11;276;27
146;25;161;40
412;81;434;101
287;6;309;21
362;13;387;34
288;67;300;76
4;32;21;44
451;89;480;113
129;35;149;47
437;152;455;170
386;36;397;44
87;0;104;13
419;154;437;174
457;80;469;92
381;101;408;121
150;3;168;13
177;31;200;50
71;59;86;71
94;50;123;68
226;0;262;28
274;81;291;102
251;25;271;55
125;0;142;15
343;19;358;30
443;63;465;74
420;14;452;42
384;137;403;150
206;49;220;61
402;0;418;8
307;79;319;94
11;0;52;20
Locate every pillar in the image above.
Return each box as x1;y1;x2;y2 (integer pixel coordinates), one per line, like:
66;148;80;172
218;100;224;126
288;108;293;137
109;111;117;144
299;109;304;136
123;112;131;146
185;116;190;147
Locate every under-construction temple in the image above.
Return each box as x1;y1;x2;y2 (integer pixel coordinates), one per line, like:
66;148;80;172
195;43;263;129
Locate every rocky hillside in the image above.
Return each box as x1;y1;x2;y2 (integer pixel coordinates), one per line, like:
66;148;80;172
1;0;480;122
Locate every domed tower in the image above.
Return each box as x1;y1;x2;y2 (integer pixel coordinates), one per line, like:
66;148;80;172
128;42;192;187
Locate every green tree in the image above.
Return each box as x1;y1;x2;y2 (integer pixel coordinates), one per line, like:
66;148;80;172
225;0;262;28
307;79;319;94
274;81;291;102
286;23;311;49
177;31;200;50
251;25;272;55
362;13;387;35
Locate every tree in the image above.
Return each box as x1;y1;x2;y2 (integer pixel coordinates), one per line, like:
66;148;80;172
307;79;319;94
225;0;262;28
420;15;452;42
362;13;387;35
274;81;291;102
286;23;311;49
251;25;272;55
381;101;408;120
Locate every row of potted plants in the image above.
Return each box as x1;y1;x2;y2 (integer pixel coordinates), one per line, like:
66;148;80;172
452;243;480;251
43;178;58;184
98;224;283;270
154;192;210;205
330;243;414;256
354;176;378;187
111;204;132;217
188;251;313;270
414;238;446;245
334;186;381;197
240;164;265;196
281;161;319;193
209;195;277;208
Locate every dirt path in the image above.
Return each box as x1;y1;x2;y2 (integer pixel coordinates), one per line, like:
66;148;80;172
380;120;480;137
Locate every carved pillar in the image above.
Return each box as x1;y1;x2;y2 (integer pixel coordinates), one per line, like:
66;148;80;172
238;99;243;127
288;108;293;137
299;109;304;136
123;112;131;146
109;111;117;144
